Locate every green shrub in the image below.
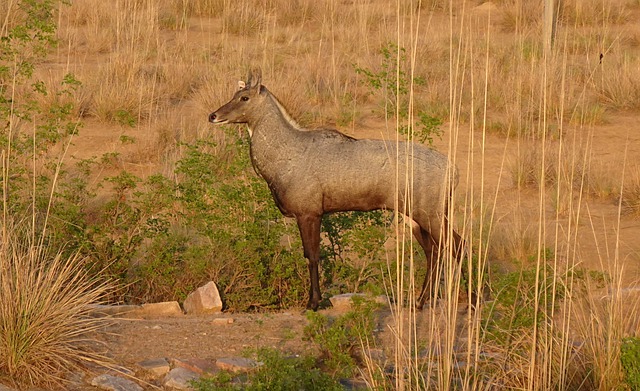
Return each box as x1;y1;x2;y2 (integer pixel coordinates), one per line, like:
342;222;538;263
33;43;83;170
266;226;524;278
621;337;640;390
193;348;343;391
304;296;379;378
482;252;566;347
354;42;443;145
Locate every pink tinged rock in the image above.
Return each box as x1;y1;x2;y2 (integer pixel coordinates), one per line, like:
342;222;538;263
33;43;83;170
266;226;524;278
211;317;234;325
215;357;263;373
130;301;183;318
183;281;223;315
137;358;171;377
170;358;218;375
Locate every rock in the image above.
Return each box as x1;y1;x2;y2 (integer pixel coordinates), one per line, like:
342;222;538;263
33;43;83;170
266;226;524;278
90;374;143;391
211;317;234;325
362;348;386;362
65;370;86;386
170;358;218;375
215;357;263;373
339;378;369;390
87;304;143;317
137;358;171;377
183;281;223;315
329;293;388;311
163;367;199;389
132;301;183;318
606;286;640;299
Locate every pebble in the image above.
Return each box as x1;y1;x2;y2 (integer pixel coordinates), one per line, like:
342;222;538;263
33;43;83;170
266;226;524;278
211;317;234;325
163;367;200;390
90;374;143;391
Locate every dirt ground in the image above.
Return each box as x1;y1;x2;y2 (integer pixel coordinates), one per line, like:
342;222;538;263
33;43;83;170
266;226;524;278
98;302;478;380
102;310;314;367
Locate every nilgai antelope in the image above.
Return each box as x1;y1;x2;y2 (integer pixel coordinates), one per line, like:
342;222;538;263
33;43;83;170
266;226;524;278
209;69;464;310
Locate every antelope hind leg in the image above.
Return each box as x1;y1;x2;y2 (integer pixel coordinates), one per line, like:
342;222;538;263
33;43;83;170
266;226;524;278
296;215;323;311
413;225;439;310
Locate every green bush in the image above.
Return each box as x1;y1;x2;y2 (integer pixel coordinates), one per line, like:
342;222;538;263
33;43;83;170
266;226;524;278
621;337;640;390
482;253;565;347
193;348;343;391
354;42;443;145
304;296;379;378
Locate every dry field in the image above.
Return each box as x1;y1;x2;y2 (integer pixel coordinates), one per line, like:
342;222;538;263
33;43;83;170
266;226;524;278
50;0;640;275
52;1;640;285
2;0;640;389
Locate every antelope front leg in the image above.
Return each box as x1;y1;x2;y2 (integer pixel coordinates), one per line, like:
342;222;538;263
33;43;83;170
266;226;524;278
296;214;323;310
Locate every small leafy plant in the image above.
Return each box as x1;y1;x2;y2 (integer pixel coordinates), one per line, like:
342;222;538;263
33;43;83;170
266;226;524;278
304;296;380;378
192;348;342;391
621;337;640;390
354;42;443;145
482;251;565;347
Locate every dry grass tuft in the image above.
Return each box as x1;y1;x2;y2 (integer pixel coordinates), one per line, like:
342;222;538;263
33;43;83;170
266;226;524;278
598;54;640;111
0;223;114;388
222;1;268;36
571;273;640;390
622;170;640;217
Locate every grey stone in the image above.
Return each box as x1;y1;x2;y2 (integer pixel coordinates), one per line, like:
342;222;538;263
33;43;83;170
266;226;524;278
339;378;369;390
183;281;223;315
362;348;386;361
170;358;218;375
215;357;263;373
137;358;170;377
87;304;142;317
90;374;143;391
607;286;640;298
163;367;199;390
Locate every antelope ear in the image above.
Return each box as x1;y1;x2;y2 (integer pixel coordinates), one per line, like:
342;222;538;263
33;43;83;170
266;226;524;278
238;80;246;90
247;68;262;90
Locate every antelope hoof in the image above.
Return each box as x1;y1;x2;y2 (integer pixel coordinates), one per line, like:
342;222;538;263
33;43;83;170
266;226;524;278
306;299;320;312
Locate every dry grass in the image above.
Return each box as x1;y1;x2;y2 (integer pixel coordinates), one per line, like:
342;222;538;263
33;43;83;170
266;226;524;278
0;222;114;388
622;170;640;217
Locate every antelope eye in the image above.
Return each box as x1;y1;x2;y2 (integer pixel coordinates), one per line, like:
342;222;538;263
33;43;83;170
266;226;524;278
240;96;249;101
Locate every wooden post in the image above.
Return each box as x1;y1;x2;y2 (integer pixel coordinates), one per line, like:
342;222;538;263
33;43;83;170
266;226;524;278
543;0;556;56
